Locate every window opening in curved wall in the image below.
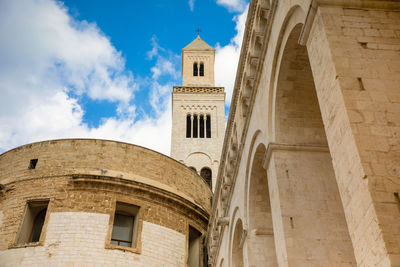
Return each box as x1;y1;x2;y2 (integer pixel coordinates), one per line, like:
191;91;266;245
28;158;38;169
200;167;212;188
199;63;204;76
193;62;198;76
188;225;202;267
111;202;140;248
29;208;47;242
186;115;192;138
199;115;205;138
193;115;198;138
206;115;211;138
17;200;49;244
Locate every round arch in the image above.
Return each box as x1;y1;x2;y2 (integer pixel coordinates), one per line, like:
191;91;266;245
243;129;262;221
200;167;212;188
262;4;356;266
267;5;307;141
228;207;245;267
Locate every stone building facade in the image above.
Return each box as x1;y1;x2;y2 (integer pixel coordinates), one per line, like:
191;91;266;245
171;36;225;191
0;139;211;266
1;0;400;266
207;0;400;266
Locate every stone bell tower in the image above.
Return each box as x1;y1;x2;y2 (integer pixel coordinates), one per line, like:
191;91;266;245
171;35;225;191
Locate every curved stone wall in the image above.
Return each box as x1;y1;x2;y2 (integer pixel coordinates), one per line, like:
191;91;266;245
0;139;211;266
0;139;211;211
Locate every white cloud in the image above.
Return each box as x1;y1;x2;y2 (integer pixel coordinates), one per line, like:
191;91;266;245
0;0;177;155
216;0;247;12
147;35;164;60
151;56;180;80
189;0;195;11
215;6;248;106
0;0;246;157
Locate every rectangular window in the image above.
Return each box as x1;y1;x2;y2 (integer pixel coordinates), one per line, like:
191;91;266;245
28;159;38;169
188;226;202;267
17;200;49;245
111;202;140;248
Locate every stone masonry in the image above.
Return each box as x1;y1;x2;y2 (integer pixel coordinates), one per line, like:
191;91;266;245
207;0;400;266
0;139;211;266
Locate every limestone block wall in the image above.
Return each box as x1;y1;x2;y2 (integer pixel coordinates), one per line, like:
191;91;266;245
307;5;400;266
207;0;400;266
0;139;211;211
182;51;215;87
0;212;186;266
171;89;225;190
0;139;211;266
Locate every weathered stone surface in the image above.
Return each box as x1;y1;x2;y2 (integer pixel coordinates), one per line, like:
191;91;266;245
207;0;400;266
0;139;211;266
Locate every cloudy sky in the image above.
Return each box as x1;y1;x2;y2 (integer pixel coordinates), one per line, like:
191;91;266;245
0;0;248;155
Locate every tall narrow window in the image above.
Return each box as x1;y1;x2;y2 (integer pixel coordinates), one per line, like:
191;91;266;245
199;63;204;76
186;115;191;138
188;226;202;267
111;202;140;248
206;115;211;138
193;115;198;138
200;167;212;188
193;62;198;76
17;200;49;244
199;115;204;138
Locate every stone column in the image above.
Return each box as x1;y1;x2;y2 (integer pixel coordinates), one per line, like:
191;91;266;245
265;144;355;266
305;4;400;265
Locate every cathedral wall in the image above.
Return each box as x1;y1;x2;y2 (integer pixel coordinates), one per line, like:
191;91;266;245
307;6;400;266
0;139;211;211
0;212;186;266
0;139;211;266
208;0;400;266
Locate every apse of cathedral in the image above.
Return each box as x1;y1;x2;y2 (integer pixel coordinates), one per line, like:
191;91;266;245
1;0;400;266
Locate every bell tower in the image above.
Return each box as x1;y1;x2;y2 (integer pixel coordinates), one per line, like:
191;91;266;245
171;35;225;191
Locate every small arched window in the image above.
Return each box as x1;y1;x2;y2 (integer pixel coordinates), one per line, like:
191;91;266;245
193;115;198;138
193;62;198;76
206;115;211;138
200;167;212;188
199;63;204;76
199;115;205;138
186;115;191;138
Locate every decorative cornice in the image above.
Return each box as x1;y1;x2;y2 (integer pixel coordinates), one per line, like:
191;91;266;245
173;86;224;93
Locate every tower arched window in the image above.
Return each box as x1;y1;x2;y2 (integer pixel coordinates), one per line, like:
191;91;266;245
193;62;198;76
206;115;211;138
200;167;212;188
193;115;198;138
199;115;205;138
186;115;191;138
199;63;204;76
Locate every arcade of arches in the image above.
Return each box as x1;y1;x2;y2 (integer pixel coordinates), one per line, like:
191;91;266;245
207;0;400;266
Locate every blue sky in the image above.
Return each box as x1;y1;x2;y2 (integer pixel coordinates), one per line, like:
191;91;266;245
0;0;248;155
